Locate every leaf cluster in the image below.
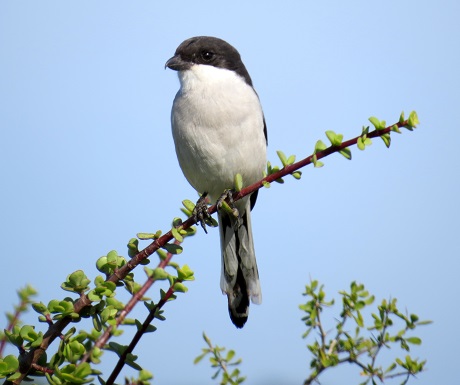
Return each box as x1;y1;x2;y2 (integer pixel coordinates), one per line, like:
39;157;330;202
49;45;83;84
194;333;245;385
300;280;431;385
0;218;196;385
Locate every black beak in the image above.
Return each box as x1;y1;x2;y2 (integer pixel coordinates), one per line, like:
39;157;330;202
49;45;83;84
165;55;191;71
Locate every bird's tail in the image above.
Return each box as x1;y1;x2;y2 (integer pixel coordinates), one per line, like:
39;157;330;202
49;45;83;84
218;199;261;328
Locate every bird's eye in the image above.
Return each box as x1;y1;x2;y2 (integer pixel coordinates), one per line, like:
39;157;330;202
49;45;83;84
201;50;214;62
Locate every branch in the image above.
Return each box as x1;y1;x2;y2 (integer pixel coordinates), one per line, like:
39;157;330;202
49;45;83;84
301;278;429;385
79;241;181;365
195;333;245;385
0;286;37;358
7;113;418;384
105;283;178;385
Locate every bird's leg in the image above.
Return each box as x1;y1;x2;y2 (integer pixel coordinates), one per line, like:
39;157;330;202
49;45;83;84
193;192;213;234
216;189;240;228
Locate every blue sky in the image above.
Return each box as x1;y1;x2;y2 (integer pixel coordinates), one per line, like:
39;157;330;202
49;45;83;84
1;1;459;384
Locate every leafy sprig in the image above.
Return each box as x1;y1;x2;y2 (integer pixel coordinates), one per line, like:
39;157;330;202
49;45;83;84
300;280;431;385
194;333;245;385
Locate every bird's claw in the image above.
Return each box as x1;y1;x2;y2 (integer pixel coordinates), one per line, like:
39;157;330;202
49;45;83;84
217;189;240;226
193;193;212;234
193;190;240;233
216;189;234;209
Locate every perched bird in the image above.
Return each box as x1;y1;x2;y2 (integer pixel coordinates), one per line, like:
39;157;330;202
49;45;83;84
166;36;267;328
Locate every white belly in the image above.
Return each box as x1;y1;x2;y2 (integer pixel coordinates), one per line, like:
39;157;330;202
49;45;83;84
171;65;267;202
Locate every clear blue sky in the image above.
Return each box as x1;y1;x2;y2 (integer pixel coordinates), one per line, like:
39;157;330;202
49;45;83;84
1;1;459;384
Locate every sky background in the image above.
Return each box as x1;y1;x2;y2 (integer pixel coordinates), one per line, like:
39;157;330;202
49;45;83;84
1;1;459;384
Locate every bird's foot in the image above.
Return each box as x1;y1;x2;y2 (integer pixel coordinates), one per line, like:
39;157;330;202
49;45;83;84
216;189;240;226
193;193;215;234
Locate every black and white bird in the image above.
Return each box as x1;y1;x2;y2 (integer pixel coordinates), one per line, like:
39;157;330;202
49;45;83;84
165;36;267;328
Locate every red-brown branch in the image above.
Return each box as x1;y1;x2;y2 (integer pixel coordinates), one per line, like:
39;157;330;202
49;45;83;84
105;283;178;385
79;241;180;364
8;119;410;385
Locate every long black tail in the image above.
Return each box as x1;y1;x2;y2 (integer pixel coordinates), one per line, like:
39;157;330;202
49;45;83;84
218;199;261;328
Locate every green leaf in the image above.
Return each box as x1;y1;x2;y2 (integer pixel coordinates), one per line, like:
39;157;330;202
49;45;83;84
226;350;235;362
177;264;195;281
234;173;243;192
179;226;196;237
203;332;212;346
408;110;419;128
87;279;116;301
314;140;327;152
266;160;280;176
150;268;169;280
364;295;375;305
399;111;405;124
171;227;184;243
416;320;433;325
325;130;343;146
137;233;157;240
19;325;43;348
391;124;401;133
125;354;142;371
32;302;48;315
356;310;364;327
47;299;75;315
406;336;422;345
108;342;127;356
0;355;19;376
194;352;208;364
384;362;397;374
4;329;23;348
100;307;117;323
277;150;288;166
339;147;352;160
380;133;391;148
61;270;91;293
220;200;239;218
163;243;183;254
369;116;383;130
127;238;139;258
139;369;154;382
286;154;296;165
182;200;196;212
312;154;324;168
325;130;336;144
106;250;119;264
173;282;188;293
156;249;167;261
106;298;125;310
291;171;302;180
143;323;157;333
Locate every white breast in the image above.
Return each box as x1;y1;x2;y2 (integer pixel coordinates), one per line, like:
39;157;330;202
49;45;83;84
171;64;267;202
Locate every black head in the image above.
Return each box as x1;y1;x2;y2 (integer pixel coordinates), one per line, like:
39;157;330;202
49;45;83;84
165;36;253;86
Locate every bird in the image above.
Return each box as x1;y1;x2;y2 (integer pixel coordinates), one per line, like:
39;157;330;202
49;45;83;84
165;36;267;328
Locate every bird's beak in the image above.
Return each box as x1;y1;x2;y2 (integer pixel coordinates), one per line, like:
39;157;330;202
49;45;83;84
165;55;191;71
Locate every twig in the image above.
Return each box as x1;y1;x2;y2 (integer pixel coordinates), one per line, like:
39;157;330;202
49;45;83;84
79;242;180;364
0;288;36;357
30;363;53;375
105;283;179;385
0;307;23;357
